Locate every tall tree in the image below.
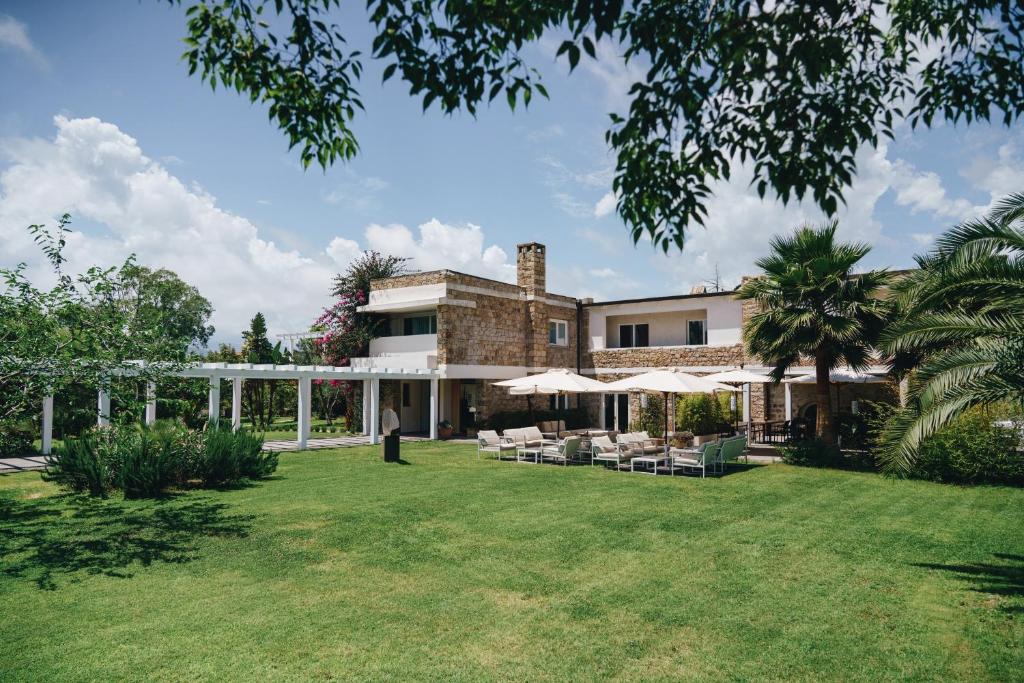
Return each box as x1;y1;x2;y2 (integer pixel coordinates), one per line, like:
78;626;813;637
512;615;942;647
168;0;1024;250
114;263;215;355
241;312;287;429
737;222;891;445
1;215;183;438
878;193;1024;474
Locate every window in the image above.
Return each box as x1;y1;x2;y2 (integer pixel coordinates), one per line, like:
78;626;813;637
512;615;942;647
687;319;707;345
548;319;568;346
402;314;437;336
548;394;569;410
401;383;411;408
618;323;649;348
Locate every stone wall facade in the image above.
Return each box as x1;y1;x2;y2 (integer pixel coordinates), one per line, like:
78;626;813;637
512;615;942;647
587;344;745;370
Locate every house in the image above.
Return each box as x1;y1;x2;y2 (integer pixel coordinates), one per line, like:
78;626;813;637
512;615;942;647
351;242;893;435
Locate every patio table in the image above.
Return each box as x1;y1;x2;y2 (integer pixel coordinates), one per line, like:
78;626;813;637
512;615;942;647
630;453;671;475
517;446;544;463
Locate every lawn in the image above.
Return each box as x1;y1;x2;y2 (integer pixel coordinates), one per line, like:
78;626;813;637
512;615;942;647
1;443;1022;681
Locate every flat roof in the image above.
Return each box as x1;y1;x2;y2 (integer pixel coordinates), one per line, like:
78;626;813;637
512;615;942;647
583;289;735;308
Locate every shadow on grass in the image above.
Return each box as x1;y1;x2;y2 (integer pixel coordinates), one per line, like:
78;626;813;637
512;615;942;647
0;492;253;590
915;553;1024;613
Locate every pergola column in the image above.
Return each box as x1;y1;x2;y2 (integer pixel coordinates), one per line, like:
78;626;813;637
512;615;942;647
784;382;793;421
362;379;371;436
41;395;53;455
208;377;220;425
297;376;311;450
369;377;380;445
429;378;439;440
145;382;157;425
97;389;111;427
231;377;242;431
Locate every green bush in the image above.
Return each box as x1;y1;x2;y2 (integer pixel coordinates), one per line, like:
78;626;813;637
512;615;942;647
906;411;1024;485
675;394;727;436
43;421;277;497
778;438;843;468
117;429;178;499
630;395;665;436
44;434;108;497
235;429;276;479
198;427;242;487
0;421;34;457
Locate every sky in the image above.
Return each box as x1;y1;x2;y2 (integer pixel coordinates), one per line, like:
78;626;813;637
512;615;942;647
1;1;1023;346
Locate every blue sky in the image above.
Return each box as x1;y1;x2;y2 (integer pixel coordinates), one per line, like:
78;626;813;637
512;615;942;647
2;1;1023;344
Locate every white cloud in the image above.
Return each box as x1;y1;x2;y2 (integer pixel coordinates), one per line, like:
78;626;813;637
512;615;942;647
363;219;516;283
594;191;617;218
0;15;47;70
526;124;564;142
0;117;513;345
575;226;620;254
322;170;390;212
963;139;1024;213
890;164;974;219
578;39;646;113
0;116;337;341
910;232;934;247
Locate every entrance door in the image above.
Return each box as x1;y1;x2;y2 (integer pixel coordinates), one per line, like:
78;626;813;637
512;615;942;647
616;393;629;431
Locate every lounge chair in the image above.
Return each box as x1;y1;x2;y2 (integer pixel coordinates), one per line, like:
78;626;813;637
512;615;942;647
592;433;647;468
503;426;555;463
589;435;618;466
672;442;721;478
542;436;582;466
718;435;748;471
477;430;517;460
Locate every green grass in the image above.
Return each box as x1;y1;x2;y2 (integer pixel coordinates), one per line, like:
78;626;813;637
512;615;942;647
2;443;1022;681
240;416;352;442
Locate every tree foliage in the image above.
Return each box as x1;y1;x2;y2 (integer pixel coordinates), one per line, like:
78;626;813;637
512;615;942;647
877;193;1024;475
240;312;288;429
737;221;891;445
169;0;1024;249
114;263;215;354
1;215;187;435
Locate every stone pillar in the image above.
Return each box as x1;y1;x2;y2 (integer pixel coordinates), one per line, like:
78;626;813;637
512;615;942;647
97;389;111;427
208;377;220;425
231;377;242;431
42;395;53;455
297;376;311;450
369;377;380;445
898;377;909;407
429;377;439;440
784;383;793;421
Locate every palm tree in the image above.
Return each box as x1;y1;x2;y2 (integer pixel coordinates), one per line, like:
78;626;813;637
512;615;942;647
877;193;1024;474
737;222;892;446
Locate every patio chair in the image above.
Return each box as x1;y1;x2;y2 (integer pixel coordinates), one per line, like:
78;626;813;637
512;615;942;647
593;433;646;469
504;426;553;463
477;430;517;460
589;435;618;466
672;442;720;478
718;435;748;471
542;436;582;466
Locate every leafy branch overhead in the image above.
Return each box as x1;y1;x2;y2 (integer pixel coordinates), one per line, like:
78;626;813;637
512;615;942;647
170;0;1024;250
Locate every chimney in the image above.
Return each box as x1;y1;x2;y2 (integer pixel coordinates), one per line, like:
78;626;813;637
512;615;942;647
516;242;546;295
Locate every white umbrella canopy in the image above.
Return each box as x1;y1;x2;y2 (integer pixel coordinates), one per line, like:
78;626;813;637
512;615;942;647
509;385;557;395
602;370;739;394
494;368;608;393
782;369;886;384
703;369;774;384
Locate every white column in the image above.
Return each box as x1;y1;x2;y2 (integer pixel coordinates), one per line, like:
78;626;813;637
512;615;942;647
208;377;220;425
369;377;380;445
231;377;242;431
297;377;311;450
362;379;371;435
429;378;439;440
743;383;751;428
42;395;53;455
145;382;157;425
97;389;111;427
784;382;793;421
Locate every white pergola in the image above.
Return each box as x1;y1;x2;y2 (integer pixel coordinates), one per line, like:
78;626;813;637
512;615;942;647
38;362;441;455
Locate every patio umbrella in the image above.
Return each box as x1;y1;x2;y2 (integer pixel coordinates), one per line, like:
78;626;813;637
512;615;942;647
782;369;886;420
703;368;773;430
495;369;608;437
601;370;738;459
